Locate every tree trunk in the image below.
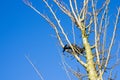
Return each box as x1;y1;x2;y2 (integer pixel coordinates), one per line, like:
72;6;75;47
81;29;98;80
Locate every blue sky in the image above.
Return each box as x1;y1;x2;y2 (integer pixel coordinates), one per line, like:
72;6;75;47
0;0;120;80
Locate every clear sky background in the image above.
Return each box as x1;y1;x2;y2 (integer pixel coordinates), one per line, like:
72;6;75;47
0;0;120;80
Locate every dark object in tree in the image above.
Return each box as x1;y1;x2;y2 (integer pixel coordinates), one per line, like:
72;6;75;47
63;44;85;55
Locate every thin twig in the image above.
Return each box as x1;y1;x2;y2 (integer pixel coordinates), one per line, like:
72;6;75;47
91;0;101;73
99;0;110;34
24;0;64;47
53;0;75;22
100;16;109;70
69;0;79;23
61;55;72;80
98;0;110;51
72;22;76;44
69;0;83;29
83;0;88;24
73;0;79;16
62;56;86;79
102;7;120;75
25;56;44;80
43;0;87;67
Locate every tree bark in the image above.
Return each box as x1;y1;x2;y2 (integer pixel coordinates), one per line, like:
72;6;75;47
81;29;98;80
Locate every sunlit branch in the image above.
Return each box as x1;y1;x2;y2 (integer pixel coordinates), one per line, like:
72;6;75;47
98;1;110;78
82;0;88;24
79;0;88;23
25;56;45;80
102;7;120;75
91;0;101;71
69;0;84;29
45;16;64;48
102;17;109;54
23;0;64;48
100;16;109;70
86;17;93;35
73;0;79;16
62;57;87;79
98;0;110;51
43;0;71;46
96;0;108;16
53;0;75;22
69;0;79;23
99;0;110;34
108;44;120;80
61;55;72;80
43;0;87;67
72;22;76;44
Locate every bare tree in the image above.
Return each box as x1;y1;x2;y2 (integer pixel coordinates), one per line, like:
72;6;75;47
24;0;120;80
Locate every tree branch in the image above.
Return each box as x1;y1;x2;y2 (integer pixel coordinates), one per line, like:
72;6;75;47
102;7;120;75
